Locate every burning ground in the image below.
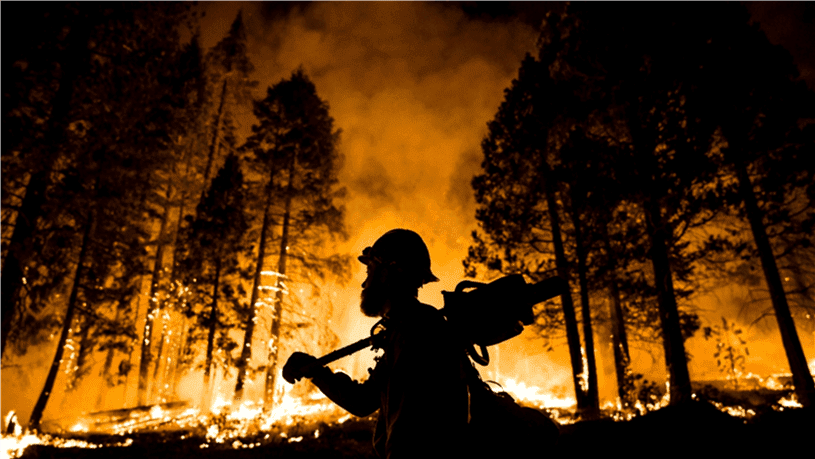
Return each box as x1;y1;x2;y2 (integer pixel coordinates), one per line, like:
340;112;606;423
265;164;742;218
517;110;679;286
5;367;815;458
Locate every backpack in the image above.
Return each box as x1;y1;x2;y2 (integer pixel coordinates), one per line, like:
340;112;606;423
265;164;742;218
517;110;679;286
441;275;565;455
465;363;561;456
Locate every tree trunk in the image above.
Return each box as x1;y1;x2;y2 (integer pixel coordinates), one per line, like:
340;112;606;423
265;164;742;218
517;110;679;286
163;146;194;403
149;315;169;403
733;156;815;407
608;279;634;408
1;14;95;357
540;163;588;412
95;347;116;411
234;195;274;403
202;258;222;411
138;181;173;405
601;231;634;408
170;315;190;401
96;274;135;411
644;198;692;405
264;160;295;409
65;316;92;395
95;309;123;411
29;205;95;430
570;205;600;418
149;180;179;403
201;79;228;197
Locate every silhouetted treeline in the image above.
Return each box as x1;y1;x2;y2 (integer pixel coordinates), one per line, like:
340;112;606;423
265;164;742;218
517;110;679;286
2;3;349;428
465;3;815;413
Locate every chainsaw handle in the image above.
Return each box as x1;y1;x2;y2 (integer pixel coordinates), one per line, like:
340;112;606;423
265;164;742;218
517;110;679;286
455;280;485;293
468;343;490;366
285;320;388;384
285;335;377;384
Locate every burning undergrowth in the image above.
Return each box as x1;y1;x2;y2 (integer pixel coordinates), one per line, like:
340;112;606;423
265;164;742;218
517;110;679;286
4;374;812;458
4;388;353;458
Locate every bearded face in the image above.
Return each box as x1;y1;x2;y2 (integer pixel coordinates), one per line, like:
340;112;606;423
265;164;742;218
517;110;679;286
359;258;422;317
360;281;389;317
360;263;390;317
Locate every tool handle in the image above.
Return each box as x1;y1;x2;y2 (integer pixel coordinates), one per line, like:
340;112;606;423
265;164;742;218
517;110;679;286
293;334;377;379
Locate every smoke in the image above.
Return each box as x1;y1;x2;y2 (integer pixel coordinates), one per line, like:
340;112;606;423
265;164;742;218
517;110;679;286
201;2;542;348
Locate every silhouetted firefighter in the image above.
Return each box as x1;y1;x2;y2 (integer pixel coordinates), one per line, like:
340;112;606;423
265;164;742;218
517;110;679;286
284;229;561;458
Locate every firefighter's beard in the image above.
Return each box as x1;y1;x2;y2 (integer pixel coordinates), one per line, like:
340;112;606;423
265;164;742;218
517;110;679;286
360;283;389;318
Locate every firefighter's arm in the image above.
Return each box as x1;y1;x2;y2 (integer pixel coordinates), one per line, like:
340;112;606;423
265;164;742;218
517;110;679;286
283;352;379;417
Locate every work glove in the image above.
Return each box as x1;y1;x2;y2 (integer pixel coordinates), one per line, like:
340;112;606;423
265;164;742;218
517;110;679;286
283;351;325;384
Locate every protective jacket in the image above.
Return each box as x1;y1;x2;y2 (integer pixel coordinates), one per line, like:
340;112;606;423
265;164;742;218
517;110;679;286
310;299;469;458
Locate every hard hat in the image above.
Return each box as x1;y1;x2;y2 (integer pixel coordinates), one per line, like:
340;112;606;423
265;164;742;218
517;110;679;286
358;229;439;285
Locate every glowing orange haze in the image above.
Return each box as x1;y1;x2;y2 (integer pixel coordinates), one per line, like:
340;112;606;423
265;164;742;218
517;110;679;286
194;1;564;387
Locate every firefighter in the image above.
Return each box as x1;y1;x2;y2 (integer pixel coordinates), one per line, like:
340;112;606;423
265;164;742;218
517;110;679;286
283;229;470;458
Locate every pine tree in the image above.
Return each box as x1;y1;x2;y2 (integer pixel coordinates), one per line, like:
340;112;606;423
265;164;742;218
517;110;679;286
699;5;815;407
20;3;196;425
201;11;256;193
178;153;250;410
153;13;257;404
552;3;723;405
467;52;597;416
1;3;103;358
235;70;350;408
135;34;208;407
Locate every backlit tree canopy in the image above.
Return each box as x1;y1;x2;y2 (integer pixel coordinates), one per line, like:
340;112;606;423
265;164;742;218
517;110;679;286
467;3;815;409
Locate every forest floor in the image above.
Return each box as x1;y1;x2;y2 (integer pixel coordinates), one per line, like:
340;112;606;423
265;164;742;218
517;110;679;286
14;387;815;458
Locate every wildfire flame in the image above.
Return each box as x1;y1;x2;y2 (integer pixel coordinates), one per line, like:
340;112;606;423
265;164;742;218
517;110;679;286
776;394;803;410
1;411;135;459
192;383;341;449
5;359;815;456
501;377;576;410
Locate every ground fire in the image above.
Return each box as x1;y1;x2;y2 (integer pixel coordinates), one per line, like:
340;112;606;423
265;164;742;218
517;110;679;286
4;361;814;457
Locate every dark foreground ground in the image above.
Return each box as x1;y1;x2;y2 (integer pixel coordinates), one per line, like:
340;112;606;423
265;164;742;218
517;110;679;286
17;384;815;459
19;402;815;458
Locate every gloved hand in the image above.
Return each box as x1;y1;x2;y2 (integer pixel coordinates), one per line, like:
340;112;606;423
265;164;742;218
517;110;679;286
283;352;323;384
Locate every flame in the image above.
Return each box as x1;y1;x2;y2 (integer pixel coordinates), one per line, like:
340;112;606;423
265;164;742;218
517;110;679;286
149;405;166;420
1;432;42;458
69;421;88;433
6;362;810;457
182;380;343;450
501;377;576;409
210;396;231;415
260;388;338;430
1;412;42;459
229;402;263;421
577;347;589;393
776;394;803;409
206;424;219;441
1;424;134;459
709;401;757;419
